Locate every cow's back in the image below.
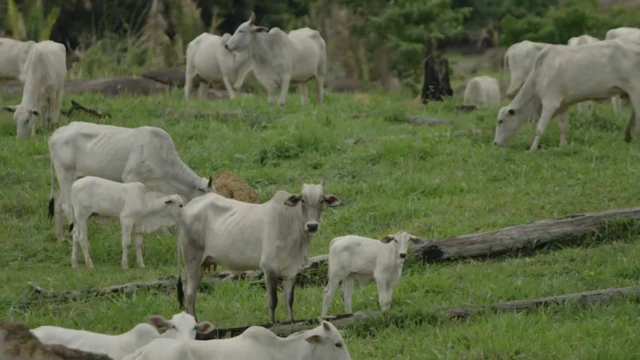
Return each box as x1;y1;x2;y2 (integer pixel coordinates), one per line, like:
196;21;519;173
191;34;225;80
288;28;325;80
505;40;548;96
0;38;34;79
21;40;67;87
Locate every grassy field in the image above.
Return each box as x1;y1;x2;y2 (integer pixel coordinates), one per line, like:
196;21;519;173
2;76;640;359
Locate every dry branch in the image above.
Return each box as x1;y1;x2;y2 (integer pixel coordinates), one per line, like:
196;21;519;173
197;284;640;339
415;206;640;262
61;100;111;118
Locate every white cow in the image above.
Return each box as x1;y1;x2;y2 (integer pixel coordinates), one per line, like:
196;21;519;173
3;40;67;139
32;312;215;360
567;34;600;116
463;75;501;106
605;27;640;113
494;38;640;151
177;177;341;324
47;121;215;242
185;32;252;101
321;231;420;317
224;12;326;107
69;176;185;269
121;319;350;360
0;37;35;81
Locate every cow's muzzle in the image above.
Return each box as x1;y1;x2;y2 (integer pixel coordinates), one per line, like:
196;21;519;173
305;222;319;233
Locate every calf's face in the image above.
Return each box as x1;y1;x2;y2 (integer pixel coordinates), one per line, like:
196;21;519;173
494;107;523;146
284;177;341;233
304;319;352;360
148;312;215;340
381;231;421;260
224;11;268;52
3;105;38;139
163;195;185;217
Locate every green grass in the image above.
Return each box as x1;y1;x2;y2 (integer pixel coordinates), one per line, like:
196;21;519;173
2;83;640;359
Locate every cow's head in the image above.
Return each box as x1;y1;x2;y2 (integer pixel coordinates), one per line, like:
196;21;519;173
380;231;421;260
493;106;524;146
304;318;352;360
224;11;268;52
148;312;214;341
195;176;215;197
162;194;185;217
284;176;341;233
3;105;38;139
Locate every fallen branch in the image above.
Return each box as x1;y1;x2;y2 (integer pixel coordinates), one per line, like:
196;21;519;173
455;104;477;112
197;284;640;339
415;206;640;262
61;100;110;118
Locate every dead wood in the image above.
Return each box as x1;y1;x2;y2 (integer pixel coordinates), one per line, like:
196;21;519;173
196;284;640;339
455;104;477;112
420;36;454;104
415;206;640;262
61;100;110;118
405;116;454;126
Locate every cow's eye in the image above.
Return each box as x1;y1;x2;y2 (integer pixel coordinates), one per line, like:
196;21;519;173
335;342;343;348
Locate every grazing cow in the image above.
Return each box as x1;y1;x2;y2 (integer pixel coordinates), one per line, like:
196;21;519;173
47;121;214;242
69;176;185;269
176;177;341;323
321;231;420;317
32;312;214;360
3;40;67;139
494;39;640;151
0;37;35;81
121;319;350;360
224;12;326;107
567;34;601;116
185;32;252;101
606;27;640;113
463;75;501;106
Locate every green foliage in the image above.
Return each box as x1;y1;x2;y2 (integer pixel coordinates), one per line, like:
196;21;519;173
5;0;59;41
6;0;25;40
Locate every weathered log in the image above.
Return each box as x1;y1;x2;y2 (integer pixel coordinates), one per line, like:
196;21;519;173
197;284;640;339
61;100;110;118
420;36;453;104
416;206;640;262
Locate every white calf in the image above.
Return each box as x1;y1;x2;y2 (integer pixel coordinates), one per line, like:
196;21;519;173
463;75;501;106
69;176;185;269
121;319;350;360
321;231;420;317
32;312;215;360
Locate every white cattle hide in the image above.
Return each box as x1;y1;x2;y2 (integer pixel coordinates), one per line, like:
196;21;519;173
494;39;640;151
463;75;501;106
224;12;326;107
605;27;640;113
69;176;185;269
0;37;35;81
3;40;67;139
177;178;341;323
321;231;420;317
47;121;214;242
567;34;601;116
185;32;252;100
121;320;350;360
32;312;214;360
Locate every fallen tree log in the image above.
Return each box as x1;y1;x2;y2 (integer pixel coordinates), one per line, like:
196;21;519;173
61;100;110;118
197;284;640;339
415;206;640;262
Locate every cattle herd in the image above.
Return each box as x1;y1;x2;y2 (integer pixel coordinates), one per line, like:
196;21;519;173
1;10;640;360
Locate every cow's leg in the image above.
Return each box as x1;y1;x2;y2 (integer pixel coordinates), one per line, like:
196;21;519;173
197;83;208;100
342;276;355;314
278;74;291;107
376;279;393;312
222;74;237;100
120;220;134;270
50;89;63;128
282;276;297;323
77;220;94;269
57;174;75;242
558;112;569;147
299;83;309;106
54;189;65;241
316;74;325;105
321;276;341;317
183;245;204;320
135;233;145;268
71;224;81;268
625;108;635;143
264;270;279;323
529;102;559;151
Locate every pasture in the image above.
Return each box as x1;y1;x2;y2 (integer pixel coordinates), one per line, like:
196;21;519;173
2;78;640;358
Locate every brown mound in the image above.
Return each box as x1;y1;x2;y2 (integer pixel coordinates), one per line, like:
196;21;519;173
213;172;259;204
0;322;113;360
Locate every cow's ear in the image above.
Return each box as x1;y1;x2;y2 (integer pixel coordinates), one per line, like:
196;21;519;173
195;321;215;334
508;109;515;116
305;334;325;345
285;194;302;207
323;194;341;207
148;315;171;329
164;199;174;204
253;26;268;33
207;176;213;188
409;236;421;244
3;106;16;113
380;235;396;244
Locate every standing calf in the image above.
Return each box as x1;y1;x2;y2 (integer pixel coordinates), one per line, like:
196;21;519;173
32;312;214;360
177;177;341;323
69;176;185;269
321;231;420;317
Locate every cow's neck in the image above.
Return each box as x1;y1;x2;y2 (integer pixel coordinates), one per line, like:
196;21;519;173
508;73;536;112
21;77;41;110
164;160;205;197
277;331;311;359
249;32;275;68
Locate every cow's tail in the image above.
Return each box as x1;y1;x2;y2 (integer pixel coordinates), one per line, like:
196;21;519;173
48;160;55;221
503;50;509;93
176;223;185;311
